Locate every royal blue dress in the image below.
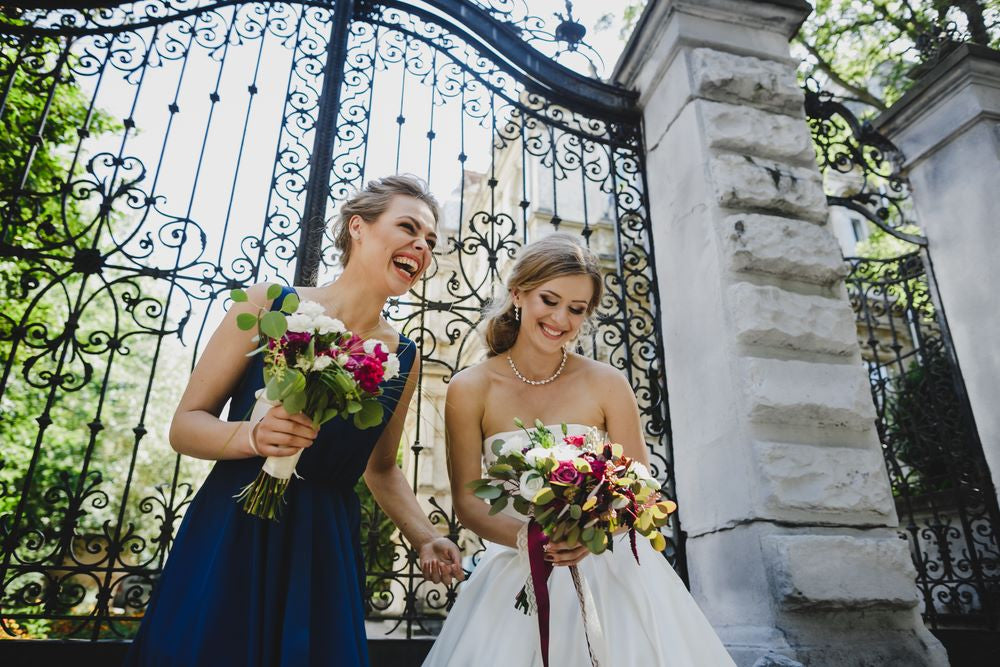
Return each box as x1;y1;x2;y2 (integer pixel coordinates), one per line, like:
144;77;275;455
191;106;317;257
126;287;415;666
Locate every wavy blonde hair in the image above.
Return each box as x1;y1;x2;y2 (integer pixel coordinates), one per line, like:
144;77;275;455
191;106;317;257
332;174;441;266
483;232;603;356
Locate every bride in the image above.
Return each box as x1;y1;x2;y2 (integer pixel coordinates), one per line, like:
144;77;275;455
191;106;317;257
423;233;736;666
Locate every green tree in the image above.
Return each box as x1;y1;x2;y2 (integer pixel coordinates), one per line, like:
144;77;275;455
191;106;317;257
1;38;199;639
604;1;999;111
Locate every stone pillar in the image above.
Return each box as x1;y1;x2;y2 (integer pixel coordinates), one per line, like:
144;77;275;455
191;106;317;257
876;44;1000;503
614;2;949;665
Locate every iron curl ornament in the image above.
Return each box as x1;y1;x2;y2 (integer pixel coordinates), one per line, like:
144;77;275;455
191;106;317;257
0;0;678;642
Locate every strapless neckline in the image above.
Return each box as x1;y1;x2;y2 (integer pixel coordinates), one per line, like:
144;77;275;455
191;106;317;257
483;423;596;443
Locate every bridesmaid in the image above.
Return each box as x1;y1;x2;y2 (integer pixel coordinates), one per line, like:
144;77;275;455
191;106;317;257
126;175;463;666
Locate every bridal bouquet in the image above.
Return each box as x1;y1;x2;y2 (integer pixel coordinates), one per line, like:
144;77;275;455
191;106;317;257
467;420;676;667
231;284;400;519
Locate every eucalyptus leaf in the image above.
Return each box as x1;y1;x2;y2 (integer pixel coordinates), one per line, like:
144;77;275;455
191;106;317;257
490;439;505;457
231;288;248;303
280;292;299;314
283;390;306;416
354;400;383;429
532;487;555;506
347;400;362;414
266;283;283;301
236;313;258;331
488;496;509;516
260;311;287;339
474;485;502;500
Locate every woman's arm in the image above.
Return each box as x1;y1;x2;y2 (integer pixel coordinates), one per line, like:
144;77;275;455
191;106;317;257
445;370;525;550
601;366;650;466
364;360;463;585
169;283;317;461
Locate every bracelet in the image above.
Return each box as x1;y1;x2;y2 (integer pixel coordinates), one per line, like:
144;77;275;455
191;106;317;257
248;417;265;456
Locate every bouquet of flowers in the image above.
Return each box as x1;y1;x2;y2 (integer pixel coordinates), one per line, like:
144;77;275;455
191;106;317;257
231;284;400;519
466;419;676;667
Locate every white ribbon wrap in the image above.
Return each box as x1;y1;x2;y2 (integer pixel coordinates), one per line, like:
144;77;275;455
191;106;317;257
249;389;303;480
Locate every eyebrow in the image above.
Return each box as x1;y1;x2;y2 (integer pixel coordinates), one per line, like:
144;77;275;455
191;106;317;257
398;215;438;242
540;289;588;304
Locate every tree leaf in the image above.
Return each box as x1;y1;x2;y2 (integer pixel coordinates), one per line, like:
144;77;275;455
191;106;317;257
236;313;258;331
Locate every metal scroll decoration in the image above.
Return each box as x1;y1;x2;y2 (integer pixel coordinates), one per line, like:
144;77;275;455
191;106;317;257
0;0;678;641
806;79;1000;630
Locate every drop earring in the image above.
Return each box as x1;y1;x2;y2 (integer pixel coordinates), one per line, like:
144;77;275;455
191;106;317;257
515;306;520;321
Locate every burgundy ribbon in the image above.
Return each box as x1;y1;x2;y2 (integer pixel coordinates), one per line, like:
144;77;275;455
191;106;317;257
527;521;553;667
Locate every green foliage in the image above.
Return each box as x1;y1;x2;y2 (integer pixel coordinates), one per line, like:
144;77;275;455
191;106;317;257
795;1;1000;111
605;2;999;114
884;344;968;496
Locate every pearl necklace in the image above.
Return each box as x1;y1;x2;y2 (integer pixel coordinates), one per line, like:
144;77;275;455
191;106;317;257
506;348;568;386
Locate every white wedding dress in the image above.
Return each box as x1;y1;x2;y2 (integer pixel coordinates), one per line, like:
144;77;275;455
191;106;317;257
422;425;736;667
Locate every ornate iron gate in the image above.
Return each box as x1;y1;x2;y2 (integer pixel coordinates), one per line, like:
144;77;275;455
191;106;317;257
805;80;1000;631
0;0;677;641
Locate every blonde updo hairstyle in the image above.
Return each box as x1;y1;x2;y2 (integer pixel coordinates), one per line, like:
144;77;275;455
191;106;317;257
332;174;442;266
483;232;603;356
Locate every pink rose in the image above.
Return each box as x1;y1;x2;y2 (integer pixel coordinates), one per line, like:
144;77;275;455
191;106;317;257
550;460;583;486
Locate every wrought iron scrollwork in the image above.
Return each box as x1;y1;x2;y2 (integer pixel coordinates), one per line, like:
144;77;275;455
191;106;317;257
807;78;1000;631
0;0;677;641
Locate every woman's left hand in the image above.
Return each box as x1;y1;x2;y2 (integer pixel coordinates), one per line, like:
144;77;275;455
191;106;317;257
419;537;465;585
545;540;590;567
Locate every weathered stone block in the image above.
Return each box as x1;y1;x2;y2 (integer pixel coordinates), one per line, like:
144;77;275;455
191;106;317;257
727;282;857;356
753;442;894;521
763;534;919;610
740;358;875;431
690;48;804;115
701;100;815;165
720;214;847;285
711;153;827;222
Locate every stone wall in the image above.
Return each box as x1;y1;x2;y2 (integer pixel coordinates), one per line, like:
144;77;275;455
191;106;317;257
615;1;949;664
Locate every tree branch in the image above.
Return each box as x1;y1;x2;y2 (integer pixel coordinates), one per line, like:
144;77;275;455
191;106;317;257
795;37;888;110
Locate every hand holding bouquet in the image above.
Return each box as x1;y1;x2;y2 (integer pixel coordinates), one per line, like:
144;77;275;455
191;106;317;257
232;284;400;519
466;419;676;667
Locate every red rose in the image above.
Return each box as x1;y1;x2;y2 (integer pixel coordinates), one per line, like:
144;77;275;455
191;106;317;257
551;460;583;486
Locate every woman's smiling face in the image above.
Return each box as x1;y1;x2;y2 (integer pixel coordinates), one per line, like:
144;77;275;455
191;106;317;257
514;273;594;351
348;194;437;296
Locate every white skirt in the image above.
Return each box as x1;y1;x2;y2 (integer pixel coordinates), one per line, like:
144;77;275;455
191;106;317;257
422;533;737;666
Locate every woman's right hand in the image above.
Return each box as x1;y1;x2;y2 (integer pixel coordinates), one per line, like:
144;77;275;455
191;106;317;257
250;405;318;457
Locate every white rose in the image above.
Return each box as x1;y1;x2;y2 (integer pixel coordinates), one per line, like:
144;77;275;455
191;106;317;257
363;338;385;355
630;462;651;480
285;312;314;333
551;444;582;461
519;472;545;501
295;300;326;319
382;353;400;381
314;315;345;336
523;447;552;467
498;437;526;459
311;355;334;371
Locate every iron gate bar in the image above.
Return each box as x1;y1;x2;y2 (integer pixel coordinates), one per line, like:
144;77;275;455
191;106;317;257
294;0;354;286
0;0;678;640
4;1;640;123
806;77;1000;631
